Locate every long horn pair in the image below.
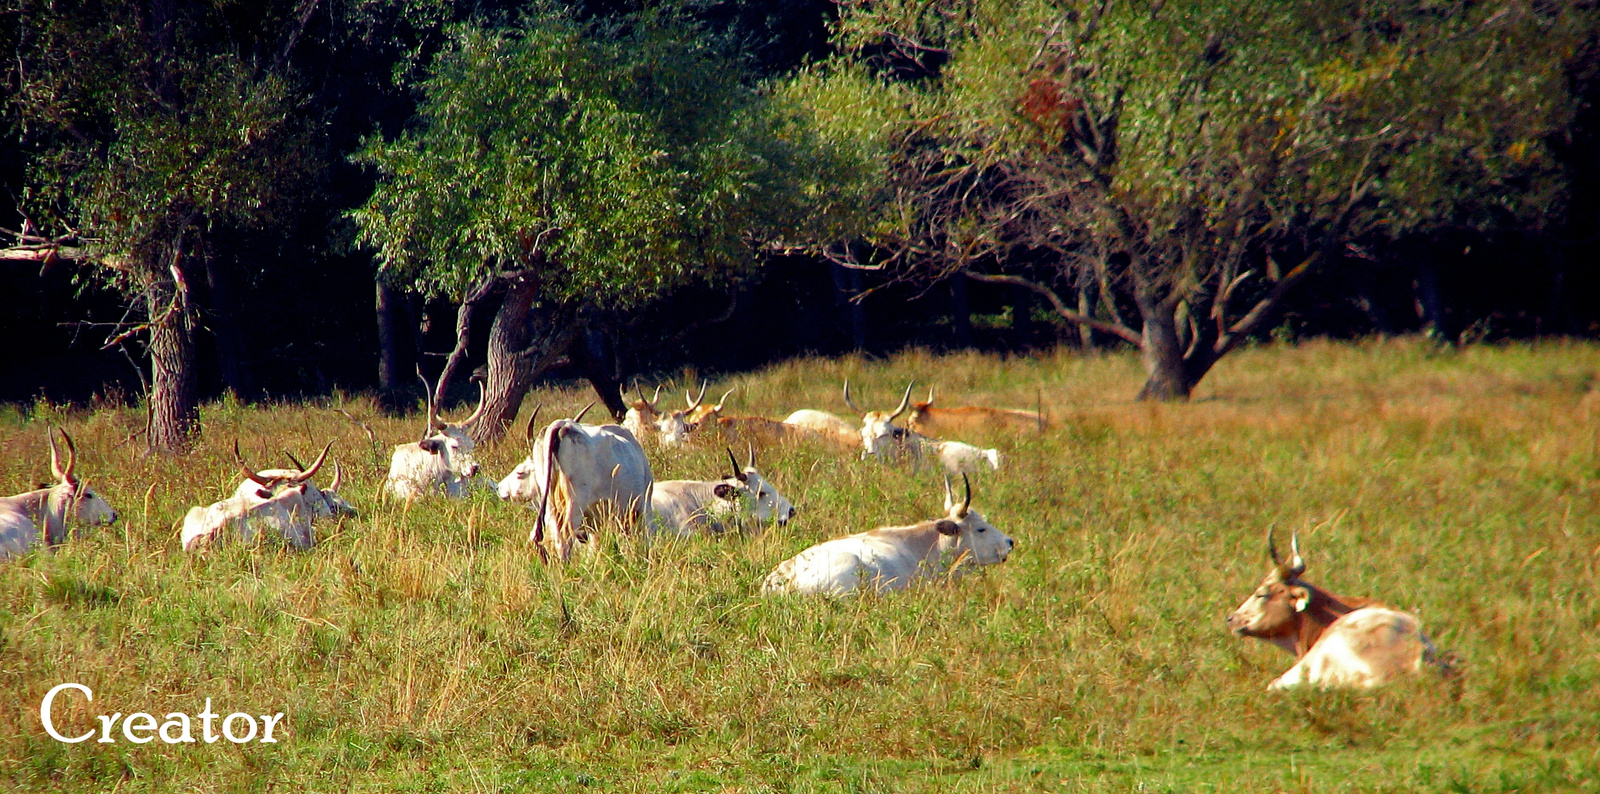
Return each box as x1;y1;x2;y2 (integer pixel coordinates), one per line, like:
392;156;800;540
1266;529;1305;580
686;381;708;410
48;427;77;484
634;381;662;411
889;381;915;421
842;379;863;414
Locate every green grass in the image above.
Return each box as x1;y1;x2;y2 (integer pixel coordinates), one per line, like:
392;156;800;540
2;338;1598;792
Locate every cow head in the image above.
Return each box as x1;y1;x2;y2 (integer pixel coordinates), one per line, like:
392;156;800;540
280;449;356;518
1226;530;1312;642
844;379;916;457
44;428;117;540
909;386;937;428
627;382;702;446
934;474;1013;565
687;386;735;428
498;404;545;502
416;372;482;477
710;445;796;527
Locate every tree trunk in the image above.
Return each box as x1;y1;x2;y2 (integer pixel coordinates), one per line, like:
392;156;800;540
950;274;972;349
1414;250;1451;342
145;268;200;453
202;254;253;399
468;276;576;445
1134;296;1194;402
375;278;409;411
1076;279;1098;349
569;325;627;422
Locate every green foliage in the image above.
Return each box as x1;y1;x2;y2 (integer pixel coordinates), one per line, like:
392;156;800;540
794;0;1582;279
9;0;320;286
352;7;838;306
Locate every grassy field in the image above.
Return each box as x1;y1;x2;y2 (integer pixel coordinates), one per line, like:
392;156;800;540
1;338;1598;792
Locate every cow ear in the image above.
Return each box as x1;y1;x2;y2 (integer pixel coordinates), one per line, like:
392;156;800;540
256;488;273;499
713;483;739;501
1288;586;1311;613
419;438;443;454
935;519;960;536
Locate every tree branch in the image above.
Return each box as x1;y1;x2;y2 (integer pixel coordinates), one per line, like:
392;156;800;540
963;270;1142;345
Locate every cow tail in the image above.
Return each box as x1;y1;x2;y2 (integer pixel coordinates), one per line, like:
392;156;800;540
533;424;561;562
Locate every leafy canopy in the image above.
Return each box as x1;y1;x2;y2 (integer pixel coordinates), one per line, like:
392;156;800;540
352;7;838;306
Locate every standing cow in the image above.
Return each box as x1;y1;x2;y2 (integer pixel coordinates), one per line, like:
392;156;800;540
1226;531;1448;690
762;475;1013;595
650;446;795;536
384;374;485;499
0;428;118;560
512;407;654;562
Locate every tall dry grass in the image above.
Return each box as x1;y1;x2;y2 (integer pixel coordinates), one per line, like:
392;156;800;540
1;337;1597;792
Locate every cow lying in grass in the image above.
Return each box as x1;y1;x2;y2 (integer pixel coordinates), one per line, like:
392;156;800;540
181;442;335;552
0;428;117;560
650;446;794;536
762;474;1013;595
1227;531;1450;690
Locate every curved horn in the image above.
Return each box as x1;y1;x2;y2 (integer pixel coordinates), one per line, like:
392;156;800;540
234;440;277;488
572;401;596;424
890;381;915;420
417;370;439;440
686;380;708;410
1267;528;1282;566
525;403;543;445
943;476;955;511
455;379;489;429
329;461;344;493
292;440;335;482
746;441;756;470
1287;531;1306;578
283;451;307;470
959;472;972;514
726;447;744;480
650;385;662;409
925;386;935;405
714;388;735;411
634;380;658;411
47;427;69;482
842;379;864;414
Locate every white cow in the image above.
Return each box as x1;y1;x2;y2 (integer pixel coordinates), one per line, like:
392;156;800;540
650;446;795;536
384;374;485;499
229;441;354;518
780;409;861;450
844;379;928;461
181;445;334;551
181;484;319;551
762;475;1014;595
514;409;654;562
0;428;118;560
933;440;1003;476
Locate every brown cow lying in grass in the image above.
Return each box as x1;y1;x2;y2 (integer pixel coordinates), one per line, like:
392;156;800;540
1227;531;1453;690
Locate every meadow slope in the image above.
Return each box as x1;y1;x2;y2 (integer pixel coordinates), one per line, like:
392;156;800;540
1;339;1597;792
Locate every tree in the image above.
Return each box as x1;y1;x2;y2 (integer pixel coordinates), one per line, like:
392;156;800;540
352;8;841;442
787;0;1581;399
3;0;319;451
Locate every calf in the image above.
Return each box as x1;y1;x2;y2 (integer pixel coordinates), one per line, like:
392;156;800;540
522;408;654;562
907;388;1046;435
1226;532;1445;690
0;429;118;560
762;475;1013;595
384;373;485;499
933;440;1003;476
650;446;795;536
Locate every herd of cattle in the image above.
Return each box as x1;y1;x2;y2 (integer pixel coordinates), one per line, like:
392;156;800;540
0;378;1453;691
